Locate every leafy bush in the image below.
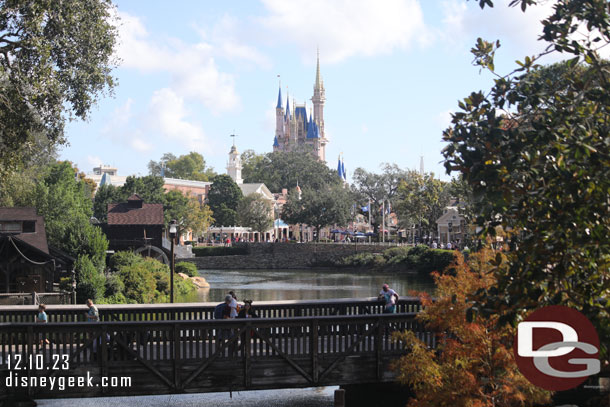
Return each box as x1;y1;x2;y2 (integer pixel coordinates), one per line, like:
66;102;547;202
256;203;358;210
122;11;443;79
175;261;198;277
107;251;145;272
76;282;98;304
104;274;124;298
383;246;410;259
335;245;456;274
192;245;249;256
75;255;105;300
118;263;157;303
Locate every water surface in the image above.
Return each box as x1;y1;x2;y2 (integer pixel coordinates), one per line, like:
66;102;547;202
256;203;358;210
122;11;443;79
194;268;434;302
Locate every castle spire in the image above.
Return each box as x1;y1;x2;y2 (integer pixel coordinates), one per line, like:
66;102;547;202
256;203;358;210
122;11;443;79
315;48;321;90
276;84;282;109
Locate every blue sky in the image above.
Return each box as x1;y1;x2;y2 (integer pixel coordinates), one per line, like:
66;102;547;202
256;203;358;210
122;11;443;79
60;0;559;184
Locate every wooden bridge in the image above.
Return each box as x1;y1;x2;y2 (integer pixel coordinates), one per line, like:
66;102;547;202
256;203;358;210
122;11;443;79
0;298;434;399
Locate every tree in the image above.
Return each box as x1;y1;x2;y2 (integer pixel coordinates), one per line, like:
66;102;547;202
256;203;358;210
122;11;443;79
241;151;340;192
164;190;213;239
148;151;216;181
393;249;551;407
0;0;118;176
93;184;121;222
237;193;273;235
119;175;166;204
442;1;610;350
395;172;451;239
208;174;243;226
351;164;409;235
240;149;265;182
32;161;108;270
282;184;352;240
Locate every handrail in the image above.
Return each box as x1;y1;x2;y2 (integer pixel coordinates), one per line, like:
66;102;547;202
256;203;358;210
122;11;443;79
0;297;426;323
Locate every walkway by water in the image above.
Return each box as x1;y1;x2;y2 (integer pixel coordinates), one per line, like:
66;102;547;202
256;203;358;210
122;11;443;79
36;387;337;407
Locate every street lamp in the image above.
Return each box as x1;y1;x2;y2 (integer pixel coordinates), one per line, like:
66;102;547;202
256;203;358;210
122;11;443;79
169;219;177;303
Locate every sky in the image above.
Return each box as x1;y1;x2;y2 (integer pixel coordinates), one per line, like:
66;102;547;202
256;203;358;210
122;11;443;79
59;0;561;184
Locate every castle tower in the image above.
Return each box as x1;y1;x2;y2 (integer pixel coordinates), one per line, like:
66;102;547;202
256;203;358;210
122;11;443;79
227;140;243;185
274;85;284;152
272;51;328;161
311;49;327;161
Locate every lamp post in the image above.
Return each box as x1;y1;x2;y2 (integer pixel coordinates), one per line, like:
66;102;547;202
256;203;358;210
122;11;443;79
169;220;177;303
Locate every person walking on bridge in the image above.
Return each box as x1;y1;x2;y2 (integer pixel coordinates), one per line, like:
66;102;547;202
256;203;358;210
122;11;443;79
378;284;399;314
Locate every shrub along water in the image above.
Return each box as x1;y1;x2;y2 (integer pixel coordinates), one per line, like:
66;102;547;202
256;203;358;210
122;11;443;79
91;251;198;304
192;245;249;257
333;245;456;275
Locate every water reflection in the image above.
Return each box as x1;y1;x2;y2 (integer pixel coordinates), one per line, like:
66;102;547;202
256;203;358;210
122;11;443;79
195;269;434;302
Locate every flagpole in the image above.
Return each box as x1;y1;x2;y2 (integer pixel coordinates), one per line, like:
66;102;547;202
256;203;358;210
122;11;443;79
382;200;385;244
368;198;371;244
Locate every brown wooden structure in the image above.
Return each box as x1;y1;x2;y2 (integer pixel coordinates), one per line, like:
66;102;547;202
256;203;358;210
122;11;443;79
0;208;74;296
105;194;165;254
0;298;433;399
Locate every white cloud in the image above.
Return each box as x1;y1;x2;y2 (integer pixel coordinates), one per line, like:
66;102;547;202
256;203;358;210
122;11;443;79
258;0;429;63
147;88;209;152
130;136;153;153
439;0;556;56
114;11;241;114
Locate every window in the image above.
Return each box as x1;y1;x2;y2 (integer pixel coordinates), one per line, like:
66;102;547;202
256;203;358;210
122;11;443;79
0;222;21;233
22;221;35;233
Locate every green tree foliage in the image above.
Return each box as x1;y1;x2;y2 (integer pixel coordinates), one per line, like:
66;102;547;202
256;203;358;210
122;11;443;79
393;249;551;407
395;172;451;238
208;174;243;226
117;262;157;304
164;190;213;238
148;151;216;181
282;184;352;240
351;164;409;234
32;161;108;269
0;0;118;176
241;151;341;192
92;184;121;222
120;175;166;204
237;193;273;234
240;149;265;182
75;255;105;302
443;1;610;351
175;262;198;277
107;252;196;303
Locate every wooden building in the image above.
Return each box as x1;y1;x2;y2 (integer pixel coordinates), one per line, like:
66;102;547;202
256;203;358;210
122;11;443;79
105;194;165;252
0;208;74;294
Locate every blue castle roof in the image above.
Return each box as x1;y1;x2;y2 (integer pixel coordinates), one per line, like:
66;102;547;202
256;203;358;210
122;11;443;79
273;136;279;147
285;95;291;119
294;106;307;123
276;86;282;109
306;118;319;139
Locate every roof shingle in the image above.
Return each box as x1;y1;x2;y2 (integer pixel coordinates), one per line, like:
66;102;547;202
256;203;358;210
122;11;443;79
107;202;164;225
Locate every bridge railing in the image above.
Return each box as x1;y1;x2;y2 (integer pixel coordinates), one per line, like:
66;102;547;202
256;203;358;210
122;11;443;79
0;297;425;324
0;313;434;397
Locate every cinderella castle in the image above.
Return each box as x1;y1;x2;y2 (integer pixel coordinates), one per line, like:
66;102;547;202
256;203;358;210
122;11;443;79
273;52;329;162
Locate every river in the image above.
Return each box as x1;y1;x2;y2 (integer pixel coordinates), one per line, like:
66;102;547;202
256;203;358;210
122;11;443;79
193;268;434;302
36;268;433;407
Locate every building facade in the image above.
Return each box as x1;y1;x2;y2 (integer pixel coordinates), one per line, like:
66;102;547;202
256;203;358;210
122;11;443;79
273;52;328;162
